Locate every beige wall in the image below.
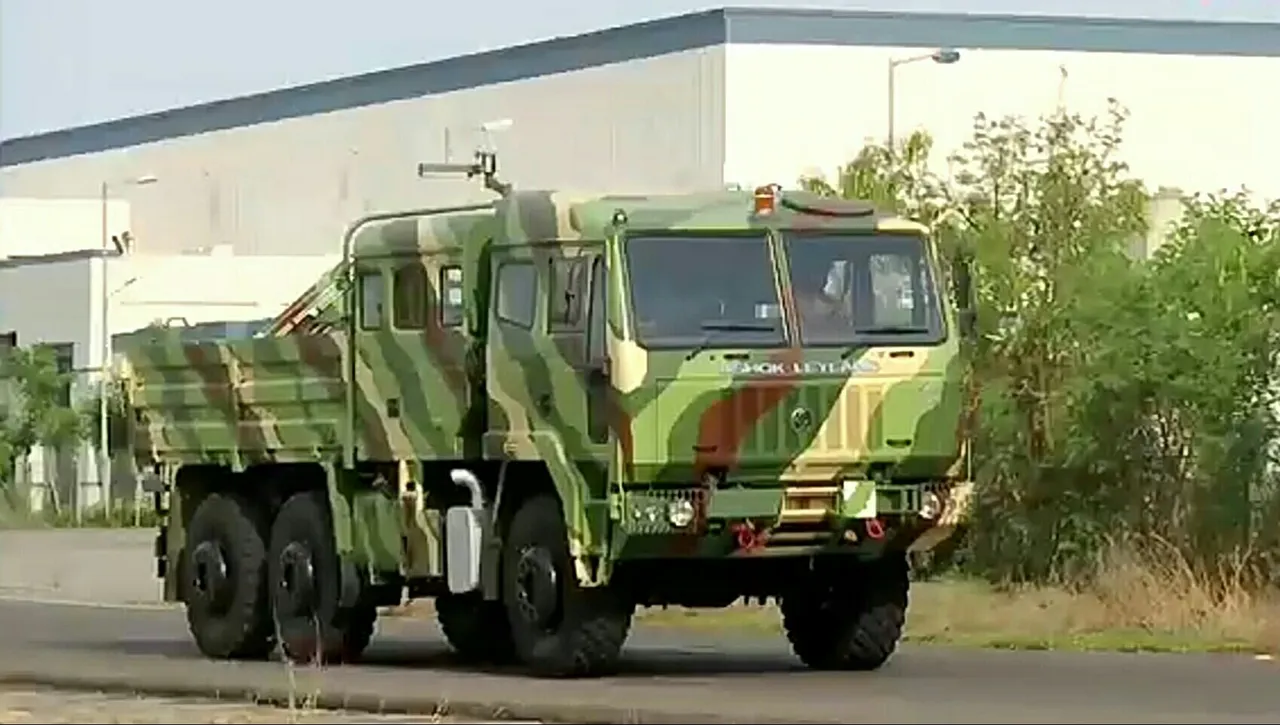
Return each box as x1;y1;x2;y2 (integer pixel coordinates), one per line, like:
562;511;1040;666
0;47;727;257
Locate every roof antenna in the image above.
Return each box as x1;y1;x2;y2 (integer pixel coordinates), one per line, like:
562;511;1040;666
417;118;515;197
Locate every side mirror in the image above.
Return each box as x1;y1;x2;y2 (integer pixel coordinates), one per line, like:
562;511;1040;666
952;255;976;339
958;308;977;338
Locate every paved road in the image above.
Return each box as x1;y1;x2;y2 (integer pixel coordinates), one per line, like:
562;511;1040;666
0;599;1277;724
0;686;497;723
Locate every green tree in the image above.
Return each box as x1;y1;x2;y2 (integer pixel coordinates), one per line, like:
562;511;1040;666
0;345;91;516
803;100;1280;587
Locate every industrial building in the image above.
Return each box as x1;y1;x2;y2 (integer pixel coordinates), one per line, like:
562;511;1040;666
3;7;1279;259
1;6;1278;514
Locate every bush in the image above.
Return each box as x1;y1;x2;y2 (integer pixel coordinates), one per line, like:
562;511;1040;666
804;99;1280;590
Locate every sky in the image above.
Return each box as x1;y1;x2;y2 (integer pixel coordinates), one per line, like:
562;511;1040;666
1;0;1277;140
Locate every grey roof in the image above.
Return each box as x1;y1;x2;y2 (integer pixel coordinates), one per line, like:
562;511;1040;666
3;6;1278;168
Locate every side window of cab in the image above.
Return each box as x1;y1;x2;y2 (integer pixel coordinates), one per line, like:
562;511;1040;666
358;268;386;330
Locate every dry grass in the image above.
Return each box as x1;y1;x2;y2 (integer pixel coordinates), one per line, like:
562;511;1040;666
398;542;1280;655
637;542;1280;654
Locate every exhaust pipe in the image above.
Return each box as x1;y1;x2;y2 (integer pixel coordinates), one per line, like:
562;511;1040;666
449;468;485;509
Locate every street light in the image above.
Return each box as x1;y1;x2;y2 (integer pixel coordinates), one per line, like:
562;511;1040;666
887;48;961;150
97;174;157;523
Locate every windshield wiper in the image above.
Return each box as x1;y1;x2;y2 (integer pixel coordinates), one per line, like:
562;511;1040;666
854;325;931;335
839;325;932;359
685;321;778;360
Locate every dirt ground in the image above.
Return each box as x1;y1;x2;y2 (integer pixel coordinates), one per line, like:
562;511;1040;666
0;687;525;724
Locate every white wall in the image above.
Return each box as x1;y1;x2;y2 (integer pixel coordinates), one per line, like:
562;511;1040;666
106;252;339;338
0;198;131;258
724;44;1280;200
0;252;335;372
0;47;727;257
0;250;335;510
0;257;94;364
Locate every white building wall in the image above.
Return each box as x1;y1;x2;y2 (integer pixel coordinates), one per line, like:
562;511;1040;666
723;44;1280;200
0;258;94;364
0;198;132;258
0;250;335;512
0;47;727;257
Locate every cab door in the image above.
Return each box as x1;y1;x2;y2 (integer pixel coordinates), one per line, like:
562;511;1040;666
485;243;613;560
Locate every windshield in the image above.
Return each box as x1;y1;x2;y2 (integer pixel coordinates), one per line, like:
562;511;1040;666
784;232;945;346
626;234;786;348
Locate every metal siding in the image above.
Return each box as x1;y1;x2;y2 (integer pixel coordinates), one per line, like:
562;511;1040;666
0;258;93;367
724;7;1280;57
0;48;725;256
0;10;728;167
4;7;1278;168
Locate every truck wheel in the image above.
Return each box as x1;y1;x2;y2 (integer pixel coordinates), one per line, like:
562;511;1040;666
780;554;909;671
501;494;632;678
269;490;376;664
436;592;517;664
181;492;275;660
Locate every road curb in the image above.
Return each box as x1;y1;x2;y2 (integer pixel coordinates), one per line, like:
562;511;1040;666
0;657;824;724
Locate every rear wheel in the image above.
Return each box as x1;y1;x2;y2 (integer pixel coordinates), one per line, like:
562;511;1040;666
502;494;632;678
181;492;274;660
269;490;376;664
780;554;909;671
436;591;517;664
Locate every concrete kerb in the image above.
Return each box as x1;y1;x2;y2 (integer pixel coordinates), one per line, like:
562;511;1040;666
0;651;824;725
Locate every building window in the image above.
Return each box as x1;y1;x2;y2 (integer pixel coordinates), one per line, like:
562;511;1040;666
440;266;464;328
548;258;587;331
392;263;429;330
39;342;74;407
496;262;536;329
359;270;385;330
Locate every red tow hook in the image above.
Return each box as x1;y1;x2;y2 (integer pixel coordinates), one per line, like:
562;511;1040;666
864;518;886;540
732;521;769;553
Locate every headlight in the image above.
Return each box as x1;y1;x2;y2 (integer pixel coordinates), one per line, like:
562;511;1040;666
667;499;696;528
919;491;943;520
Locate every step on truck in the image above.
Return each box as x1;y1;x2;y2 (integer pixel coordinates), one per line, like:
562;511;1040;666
124;149;977;677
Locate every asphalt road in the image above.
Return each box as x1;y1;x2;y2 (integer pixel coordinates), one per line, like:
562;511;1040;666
0;598;1277;723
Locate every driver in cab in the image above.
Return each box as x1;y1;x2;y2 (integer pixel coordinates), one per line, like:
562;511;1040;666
795;261;856;334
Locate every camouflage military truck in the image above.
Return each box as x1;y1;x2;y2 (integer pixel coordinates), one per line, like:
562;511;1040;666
124;150;976;678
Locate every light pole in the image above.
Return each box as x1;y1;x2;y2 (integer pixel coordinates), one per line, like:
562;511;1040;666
887;48;961;151
98;175;157;522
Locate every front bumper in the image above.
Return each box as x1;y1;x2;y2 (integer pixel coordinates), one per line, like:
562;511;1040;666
610;479;973;558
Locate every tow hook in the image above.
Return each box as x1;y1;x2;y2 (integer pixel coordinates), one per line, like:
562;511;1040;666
864;518;886;540
731;521;769;553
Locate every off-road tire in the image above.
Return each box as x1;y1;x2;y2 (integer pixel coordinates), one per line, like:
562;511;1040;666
436;592;517;664
780;554;909;671
502;494;632;678
181;492;275;660
268;490;376;664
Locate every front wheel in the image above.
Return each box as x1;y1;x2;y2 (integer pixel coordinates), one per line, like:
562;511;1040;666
436;592;517;664
269;490;376;664
502;494;632;678
780;554;909;671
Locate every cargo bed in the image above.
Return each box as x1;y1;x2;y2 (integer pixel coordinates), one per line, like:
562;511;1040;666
126;335;347;467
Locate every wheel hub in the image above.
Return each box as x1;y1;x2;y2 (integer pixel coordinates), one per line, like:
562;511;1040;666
514;545;560;630
189;540;231;613
276;541;317;619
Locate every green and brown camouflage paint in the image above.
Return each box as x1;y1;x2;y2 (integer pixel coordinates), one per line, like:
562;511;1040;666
124;187;972;595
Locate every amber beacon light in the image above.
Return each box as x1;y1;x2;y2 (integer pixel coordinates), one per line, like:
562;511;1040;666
753;184;781;215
